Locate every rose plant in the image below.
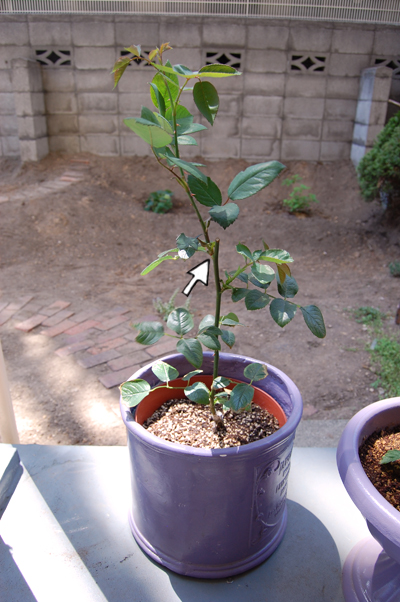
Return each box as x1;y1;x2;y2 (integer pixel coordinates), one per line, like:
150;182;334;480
112;43;326;429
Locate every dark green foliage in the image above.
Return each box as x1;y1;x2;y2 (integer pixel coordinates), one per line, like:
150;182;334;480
357;112;400;214
144;189;173;213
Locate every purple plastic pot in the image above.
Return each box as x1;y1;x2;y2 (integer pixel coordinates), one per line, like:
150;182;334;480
336;397;400;601
120;351;303;578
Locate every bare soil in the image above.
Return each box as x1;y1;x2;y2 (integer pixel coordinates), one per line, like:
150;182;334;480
0;153;399;446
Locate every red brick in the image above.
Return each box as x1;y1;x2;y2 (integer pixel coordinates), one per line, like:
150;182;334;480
113;339;143;354
40;300;71;316
55;339;94;357
87;336;127;355
70;308;100;323
99;365;143;389
95;313;132;331
93;305;130;320
7;295;34;311
77;348;121;369
63;319;100;336
42;309;75;327
15;314;47;332
42;319;77;337
95;325;130;344
107;350;150;371
0;309;15;326
146;338;178;358
0;302;8;312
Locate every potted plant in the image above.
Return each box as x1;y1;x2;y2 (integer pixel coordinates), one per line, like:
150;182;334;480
336;397;400;601
112;43;326;578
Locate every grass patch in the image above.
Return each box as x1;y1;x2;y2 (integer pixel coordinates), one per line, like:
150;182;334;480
352;306;400;399
370;337;400;398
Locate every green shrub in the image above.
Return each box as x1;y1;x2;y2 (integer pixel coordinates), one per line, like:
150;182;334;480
371;336;400;398
389;261;400;277
357;112;400;214
145;189;173;213
282;175;318;213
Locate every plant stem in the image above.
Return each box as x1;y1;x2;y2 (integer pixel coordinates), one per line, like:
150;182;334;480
210;239;223;426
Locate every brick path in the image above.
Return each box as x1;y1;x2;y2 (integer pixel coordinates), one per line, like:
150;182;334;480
0;295;176;389
0;158;89;204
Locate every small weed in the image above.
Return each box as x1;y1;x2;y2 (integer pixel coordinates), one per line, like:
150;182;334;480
389;261;400;277
282;175;318;213
353;306;385;332
153;289;191;322
370;337;400;398
145;189;173;214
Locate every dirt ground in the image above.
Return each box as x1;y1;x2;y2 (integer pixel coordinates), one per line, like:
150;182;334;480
0;152;399;446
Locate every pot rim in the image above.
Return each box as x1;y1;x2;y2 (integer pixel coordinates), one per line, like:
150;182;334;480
120;351;303;458
336;397;400;534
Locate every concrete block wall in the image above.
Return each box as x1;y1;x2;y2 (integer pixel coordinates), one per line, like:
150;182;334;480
0;13;398;161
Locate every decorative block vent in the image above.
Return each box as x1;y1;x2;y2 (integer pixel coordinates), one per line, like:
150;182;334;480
206;51;242;70
374;57;400;78
290;55;326;73
35;49;71;66
120;49;152;66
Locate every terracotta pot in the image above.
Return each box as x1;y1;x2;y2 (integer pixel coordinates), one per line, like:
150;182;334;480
120;351;303;578
336;397;400;601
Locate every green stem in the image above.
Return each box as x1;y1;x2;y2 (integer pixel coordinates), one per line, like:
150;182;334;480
210;239;222;420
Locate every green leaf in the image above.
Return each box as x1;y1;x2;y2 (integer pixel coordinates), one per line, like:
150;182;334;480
228;161;286;201
140;106;159;125
231;288;248;302
153;113;174;135
199;314;215;330
197;332;221;351
277;275;299;299
152;360;179;383
245;290;270;311
198;326;222;336
226;383;254;412
198;64;241;77
150;71;179;111
236;243;253;261
120;379;151;407
270;299;297;327
244;362;268;382
251;264;275;284
258;248;294;264
249;276;271;290
123;117;173;148
135;321;164;345
220;312;242;326
141;253;178;275
193;81;219;125
221;329;235;348
182;369;203;381
209;203;239;229
173;64;195;76
176;233;199;259
184;381;210;405
125;44;141;57
177;135;198;146
111;57;131;88
177;338;203;369
166;157;207;183
300;305;326;338
212;376;231;390
380;450;400;464
167;308;194;335
181;122;207;135
150;83;166;116
188;175;222;207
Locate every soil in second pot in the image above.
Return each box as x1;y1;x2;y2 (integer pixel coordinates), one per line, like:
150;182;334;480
143;399;280;449
359;425;400;511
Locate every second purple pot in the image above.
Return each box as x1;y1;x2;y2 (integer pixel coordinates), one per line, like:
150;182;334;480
336;397;400;601
120;352;303;578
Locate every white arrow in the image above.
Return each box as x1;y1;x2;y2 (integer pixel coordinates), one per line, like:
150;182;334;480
182;259;210;297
